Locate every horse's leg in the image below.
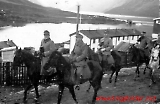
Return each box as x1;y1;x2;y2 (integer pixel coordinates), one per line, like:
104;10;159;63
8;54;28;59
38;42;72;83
90;82;100;104
109;66;116;83
57;84;64;104
144;60;149;75
134;65;140;80
114;66;120;86
23;84;33;102
68;85;78;104
149;68;156;87
33;82;40;101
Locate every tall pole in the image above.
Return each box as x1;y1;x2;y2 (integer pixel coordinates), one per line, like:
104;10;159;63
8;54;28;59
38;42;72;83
76;5;80;36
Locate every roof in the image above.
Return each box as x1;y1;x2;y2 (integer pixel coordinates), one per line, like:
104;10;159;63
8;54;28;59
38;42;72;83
0;40;17;49
114;42;133;52
69;29;142;39
62;40;70;44
153;18;160;20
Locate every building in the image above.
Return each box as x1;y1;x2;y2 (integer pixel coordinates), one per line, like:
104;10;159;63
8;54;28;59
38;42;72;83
69;29;142;53
152;18;160;38
0;39;17;62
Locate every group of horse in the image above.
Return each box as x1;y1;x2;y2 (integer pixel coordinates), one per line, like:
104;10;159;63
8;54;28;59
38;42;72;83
12;36;159;104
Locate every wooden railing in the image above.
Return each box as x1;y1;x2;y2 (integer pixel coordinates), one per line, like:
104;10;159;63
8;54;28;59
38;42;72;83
0;62;46;86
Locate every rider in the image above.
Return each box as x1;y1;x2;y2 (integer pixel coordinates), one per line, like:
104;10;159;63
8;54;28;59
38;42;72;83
40;30;57;78
99;34;115;72
70;34;90;89
137;31;151;58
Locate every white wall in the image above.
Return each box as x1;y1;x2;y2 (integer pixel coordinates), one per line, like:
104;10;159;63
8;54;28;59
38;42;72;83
70;34;140;53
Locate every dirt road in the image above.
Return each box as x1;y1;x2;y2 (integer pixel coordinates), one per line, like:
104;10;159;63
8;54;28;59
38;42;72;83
1;67;160;104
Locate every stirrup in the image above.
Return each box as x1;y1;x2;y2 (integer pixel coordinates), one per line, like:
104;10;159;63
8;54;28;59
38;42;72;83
75;85;80;90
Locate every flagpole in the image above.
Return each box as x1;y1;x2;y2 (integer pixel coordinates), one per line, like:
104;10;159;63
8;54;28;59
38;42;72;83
76;5;80;36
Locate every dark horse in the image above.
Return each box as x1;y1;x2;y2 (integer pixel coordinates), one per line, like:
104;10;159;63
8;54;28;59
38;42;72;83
12;48;42;102
87;45;122;85
128;43;151;79
43;50;103;104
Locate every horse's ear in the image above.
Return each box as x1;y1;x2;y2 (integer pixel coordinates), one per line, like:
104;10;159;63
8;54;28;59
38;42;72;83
16;46;18;50
19;48;22;51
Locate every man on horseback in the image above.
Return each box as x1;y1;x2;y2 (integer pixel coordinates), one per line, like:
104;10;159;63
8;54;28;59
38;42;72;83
99;34;115;72
39;30;57;79
137;31;151;59
70;34;91;88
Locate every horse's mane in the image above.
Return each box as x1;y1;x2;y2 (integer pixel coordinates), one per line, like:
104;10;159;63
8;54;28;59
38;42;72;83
51;51;71;71
20;49;36;61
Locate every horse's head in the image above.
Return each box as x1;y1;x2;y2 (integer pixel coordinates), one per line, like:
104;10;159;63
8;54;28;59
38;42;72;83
43;51;62;71
128;44;136;53
12;47;24;67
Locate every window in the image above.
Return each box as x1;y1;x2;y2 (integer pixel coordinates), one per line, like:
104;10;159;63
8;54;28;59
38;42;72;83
93;39;96;43
156;19;160;24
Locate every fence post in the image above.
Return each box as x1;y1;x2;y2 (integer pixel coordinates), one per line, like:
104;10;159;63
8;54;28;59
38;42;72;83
0;62;2;85
6;62;11;86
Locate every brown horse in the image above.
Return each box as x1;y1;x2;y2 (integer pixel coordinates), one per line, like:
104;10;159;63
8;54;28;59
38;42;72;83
43;50;103;104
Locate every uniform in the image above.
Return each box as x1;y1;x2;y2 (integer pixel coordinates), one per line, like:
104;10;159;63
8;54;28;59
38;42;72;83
40;38;57;75
100;36;115;67
70;34;91;83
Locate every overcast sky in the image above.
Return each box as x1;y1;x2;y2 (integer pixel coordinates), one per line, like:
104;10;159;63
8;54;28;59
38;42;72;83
28;0;111;13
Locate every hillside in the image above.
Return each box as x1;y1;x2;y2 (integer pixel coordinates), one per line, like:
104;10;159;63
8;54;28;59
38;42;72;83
105;0;159;18
0;0;127;27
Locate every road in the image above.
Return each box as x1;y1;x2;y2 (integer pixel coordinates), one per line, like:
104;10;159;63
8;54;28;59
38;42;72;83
1;67;160;104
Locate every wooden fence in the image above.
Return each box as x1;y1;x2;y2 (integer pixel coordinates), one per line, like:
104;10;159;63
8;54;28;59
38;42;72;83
0;62;46;86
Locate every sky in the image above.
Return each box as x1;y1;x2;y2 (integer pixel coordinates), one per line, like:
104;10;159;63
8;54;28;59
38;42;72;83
28;0;111;13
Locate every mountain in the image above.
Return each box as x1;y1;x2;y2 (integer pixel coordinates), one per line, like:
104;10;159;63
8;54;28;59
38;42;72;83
0;0;127;27
0;0;78;27
105;0;159;18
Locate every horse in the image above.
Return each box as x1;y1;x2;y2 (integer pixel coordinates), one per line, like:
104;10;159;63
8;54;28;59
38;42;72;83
12;47;57;103
87;45;122;84
148;44;160;86
43;50;103;104
137;35;154;74
128;43;150;79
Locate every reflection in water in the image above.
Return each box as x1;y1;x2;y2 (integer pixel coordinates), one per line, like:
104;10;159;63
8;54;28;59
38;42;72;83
0;21;153;50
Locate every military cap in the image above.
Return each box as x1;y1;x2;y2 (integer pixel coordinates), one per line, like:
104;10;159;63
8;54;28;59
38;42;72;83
76;34;83;39
44;30;50;35
141;31;146;34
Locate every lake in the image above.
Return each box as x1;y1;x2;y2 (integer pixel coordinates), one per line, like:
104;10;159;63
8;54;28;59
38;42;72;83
0;14;154;50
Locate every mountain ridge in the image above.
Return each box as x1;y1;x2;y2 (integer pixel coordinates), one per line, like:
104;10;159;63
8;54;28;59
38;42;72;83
105;0;159;18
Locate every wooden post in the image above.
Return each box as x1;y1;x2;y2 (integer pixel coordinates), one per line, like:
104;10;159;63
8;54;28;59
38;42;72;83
6;62;11;86
0;62;2;85
76;5;80;36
